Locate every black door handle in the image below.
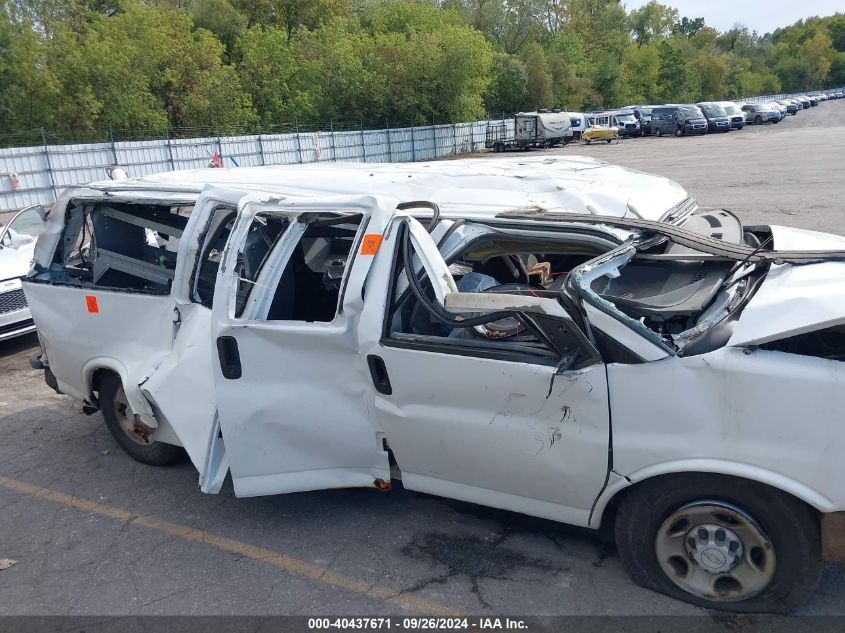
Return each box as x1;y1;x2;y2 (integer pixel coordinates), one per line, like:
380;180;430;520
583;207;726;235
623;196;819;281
367;355;392;395
217;336;242;379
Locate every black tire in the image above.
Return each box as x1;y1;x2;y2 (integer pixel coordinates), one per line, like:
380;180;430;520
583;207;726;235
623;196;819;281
100;374;182;467
675;127;684;137
655;129;663;137
755;116;762;124
614;473;821;614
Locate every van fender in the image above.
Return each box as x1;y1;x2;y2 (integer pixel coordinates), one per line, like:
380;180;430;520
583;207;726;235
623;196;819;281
589;458;836;529
81;357;157;428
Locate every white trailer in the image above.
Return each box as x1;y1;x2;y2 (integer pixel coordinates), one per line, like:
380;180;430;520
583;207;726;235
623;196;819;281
486;111;574;152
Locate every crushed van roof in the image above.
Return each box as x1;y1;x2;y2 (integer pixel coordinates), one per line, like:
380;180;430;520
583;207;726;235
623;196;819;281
89;156;693;223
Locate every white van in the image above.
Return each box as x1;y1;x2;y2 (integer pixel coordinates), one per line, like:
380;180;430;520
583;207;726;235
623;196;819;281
22;158;845;614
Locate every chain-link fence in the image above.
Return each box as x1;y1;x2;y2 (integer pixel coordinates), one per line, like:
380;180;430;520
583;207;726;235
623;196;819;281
0;118;514;212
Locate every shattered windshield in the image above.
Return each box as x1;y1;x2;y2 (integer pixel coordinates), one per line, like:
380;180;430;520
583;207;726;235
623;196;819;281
569;219;768;356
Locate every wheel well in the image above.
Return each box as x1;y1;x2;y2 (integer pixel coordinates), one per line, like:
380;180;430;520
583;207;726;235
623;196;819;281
599;472;820;531
89;368;120;406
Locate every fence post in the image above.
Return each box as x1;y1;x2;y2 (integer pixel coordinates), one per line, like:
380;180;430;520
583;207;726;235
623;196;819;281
386;119;392;163
108;124;118;166
411;124;417;162
216;126;223;164
295;119;303;164
453;122;457;155
329;119;337;163
257;125;266;166
431;116;437;158
166;126;176;171
360;119;367;163
41;128;57;202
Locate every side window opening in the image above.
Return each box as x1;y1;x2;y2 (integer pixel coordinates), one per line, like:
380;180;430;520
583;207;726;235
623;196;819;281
51;200;193;294
233;213;291;317
384;223;603;365
263;214;364;323
193;207;237;307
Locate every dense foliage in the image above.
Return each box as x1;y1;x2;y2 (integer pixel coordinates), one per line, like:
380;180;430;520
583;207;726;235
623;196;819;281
0;0;842;136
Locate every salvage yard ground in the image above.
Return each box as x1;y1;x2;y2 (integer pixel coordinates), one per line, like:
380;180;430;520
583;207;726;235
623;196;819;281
1;100;845;617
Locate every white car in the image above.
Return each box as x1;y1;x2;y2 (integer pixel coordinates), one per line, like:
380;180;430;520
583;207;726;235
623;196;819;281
22;158;845;613
0;205;48;341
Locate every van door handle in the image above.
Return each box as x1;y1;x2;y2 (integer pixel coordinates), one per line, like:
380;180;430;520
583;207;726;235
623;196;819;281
367;355;392;395
217;336;242;380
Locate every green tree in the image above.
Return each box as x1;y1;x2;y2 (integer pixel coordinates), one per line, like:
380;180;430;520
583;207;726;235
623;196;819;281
520;42;552;109
628;1;677;45
656;38;692;102
485;53;530;114
692;54;729;100
622;41;660;103
238;24;315;124
674;16;704;38
802;29;835;86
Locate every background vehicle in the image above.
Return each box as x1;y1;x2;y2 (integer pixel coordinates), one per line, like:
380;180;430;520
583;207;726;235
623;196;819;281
715;101;746;129
486;110;573;152
0;205;48;341
742;103;780;124
777;99;801;115
651;105;708;136
568;112;588;139
697;103;732;132
613;110;642;137
582;112;620;143
625;105;654;135
765;101;787;120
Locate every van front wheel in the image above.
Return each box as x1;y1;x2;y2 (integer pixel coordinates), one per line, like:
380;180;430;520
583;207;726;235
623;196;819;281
614;474;822;613
100;374;182;466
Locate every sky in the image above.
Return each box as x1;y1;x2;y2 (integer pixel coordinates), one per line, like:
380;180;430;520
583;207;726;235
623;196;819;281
623;0;842;35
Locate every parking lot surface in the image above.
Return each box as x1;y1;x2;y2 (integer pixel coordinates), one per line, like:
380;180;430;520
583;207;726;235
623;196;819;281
2;101;845;617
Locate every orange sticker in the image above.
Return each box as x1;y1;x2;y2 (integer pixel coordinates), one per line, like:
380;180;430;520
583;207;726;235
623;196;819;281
360;234;382;255
85;295;99;314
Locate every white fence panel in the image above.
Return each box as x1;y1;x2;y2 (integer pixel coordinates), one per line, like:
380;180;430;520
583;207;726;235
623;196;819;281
0;118;509;211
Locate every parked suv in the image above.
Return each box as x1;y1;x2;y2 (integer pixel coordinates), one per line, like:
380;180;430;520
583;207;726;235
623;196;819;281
697;103;732;132
714;101;746;130
651;105;708;137
777;99;801;115
742;103;780;124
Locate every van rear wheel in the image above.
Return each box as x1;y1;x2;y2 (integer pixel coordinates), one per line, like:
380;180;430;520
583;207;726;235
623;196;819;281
100;375;182;466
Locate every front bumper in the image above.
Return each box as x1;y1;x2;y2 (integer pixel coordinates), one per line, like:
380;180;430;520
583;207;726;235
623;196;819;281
822;512;845;564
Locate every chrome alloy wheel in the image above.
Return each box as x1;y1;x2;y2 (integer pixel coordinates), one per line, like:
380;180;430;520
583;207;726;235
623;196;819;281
655;501;776;602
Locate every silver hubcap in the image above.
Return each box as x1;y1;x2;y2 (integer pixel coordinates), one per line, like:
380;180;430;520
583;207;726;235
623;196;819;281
655;501;776;602
114;386;153;446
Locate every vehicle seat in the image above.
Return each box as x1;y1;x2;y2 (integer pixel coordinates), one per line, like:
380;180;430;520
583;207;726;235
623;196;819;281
598;261;730;320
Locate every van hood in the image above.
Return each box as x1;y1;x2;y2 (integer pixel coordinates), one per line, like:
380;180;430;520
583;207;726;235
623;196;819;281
0;245;33;282
728;225;845;347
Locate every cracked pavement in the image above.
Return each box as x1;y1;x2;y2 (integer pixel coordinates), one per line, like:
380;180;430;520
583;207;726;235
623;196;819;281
2;103;845;615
